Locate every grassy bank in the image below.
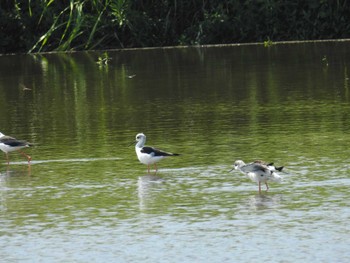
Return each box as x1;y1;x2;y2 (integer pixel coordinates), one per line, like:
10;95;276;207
1;0;349;54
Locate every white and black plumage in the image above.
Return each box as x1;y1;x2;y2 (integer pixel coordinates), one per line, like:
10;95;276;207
135;133;179;173
0;132;32;165
231;160;282;193
253;160;284;172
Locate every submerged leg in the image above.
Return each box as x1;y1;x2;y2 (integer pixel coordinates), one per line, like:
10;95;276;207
19;151;32;163
5;153;10;165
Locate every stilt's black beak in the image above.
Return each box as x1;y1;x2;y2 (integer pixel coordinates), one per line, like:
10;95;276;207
128;141;136;147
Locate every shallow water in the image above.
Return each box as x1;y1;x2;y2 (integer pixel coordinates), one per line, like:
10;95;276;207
1;42;350;262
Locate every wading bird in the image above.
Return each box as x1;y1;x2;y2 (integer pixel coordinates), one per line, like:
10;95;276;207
134;133;179;173
0;132;32;165
231;160;282;193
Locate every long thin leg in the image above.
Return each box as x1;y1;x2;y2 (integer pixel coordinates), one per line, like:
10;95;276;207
154;163;158;172
19;151;32;163
5;153;9;165
258;182;261;193
147;165;150;174
265;182;269;191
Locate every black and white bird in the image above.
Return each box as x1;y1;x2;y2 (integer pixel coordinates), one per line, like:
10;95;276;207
134;133;179;173
231;160;283;193
0;132;32;165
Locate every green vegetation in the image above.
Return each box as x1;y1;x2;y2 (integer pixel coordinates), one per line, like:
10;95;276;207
263;38;274;47
96;51;111;67
1;0;350;54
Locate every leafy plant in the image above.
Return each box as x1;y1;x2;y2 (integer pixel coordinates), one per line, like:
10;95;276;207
96;52;111;67
264;38;274;47
0;0;350;54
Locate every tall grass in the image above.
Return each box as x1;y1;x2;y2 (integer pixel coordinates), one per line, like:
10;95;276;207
0;0;349;53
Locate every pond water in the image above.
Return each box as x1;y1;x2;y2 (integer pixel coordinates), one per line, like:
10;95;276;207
0;42;350;262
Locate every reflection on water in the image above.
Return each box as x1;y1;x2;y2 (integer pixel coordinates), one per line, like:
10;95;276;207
1;42;350;262
245;193;284;210
137;175;166;211
28;157;121;165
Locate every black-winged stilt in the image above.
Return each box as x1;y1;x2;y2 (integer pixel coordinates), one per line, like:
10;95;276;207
134;133;179;173
230;160;283;193
0;132;32;165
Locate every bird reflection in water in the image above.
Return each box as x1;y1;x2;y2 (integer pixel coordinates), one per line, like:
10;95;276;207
137;174;165;211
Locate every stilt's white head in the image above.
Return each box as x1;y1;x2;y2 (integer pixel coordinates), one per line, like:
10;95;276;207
234;160;246;170
135;133;146;147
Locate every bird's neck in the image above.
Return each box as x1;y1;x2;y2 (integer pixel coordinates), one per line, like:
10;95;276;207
135;139;145;149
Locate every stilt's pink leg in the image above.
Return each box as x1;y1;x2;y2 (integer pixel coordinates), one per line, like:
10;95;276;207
258;182;261;193
6;153;9;165
265;182;269;191
19;151;31;163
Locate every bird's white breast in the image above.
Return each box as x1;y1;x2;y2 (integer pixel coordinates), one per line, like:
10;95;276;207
136;147;164;165
0;143;27;153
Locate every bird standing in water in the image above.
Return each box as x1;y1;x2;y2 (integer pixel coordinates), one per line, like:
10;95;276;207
0;132;33;165
231;160;283;193
134;133;179;173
